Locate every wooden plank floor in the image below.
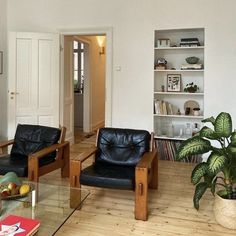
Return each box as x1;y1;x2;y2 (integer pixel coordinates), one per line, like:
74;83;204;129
39;136;236;236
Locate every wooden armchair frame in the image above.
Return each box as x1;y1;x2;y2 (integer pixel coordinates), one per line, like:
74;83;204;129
0;127;70;182
70;132;158;221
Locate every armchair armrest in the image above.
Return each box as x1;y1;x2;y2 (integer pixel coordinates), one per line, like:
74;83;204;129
29;141;69;160
0;139;14;155
72;147;97;163
136;148;157;169
0;139;14;148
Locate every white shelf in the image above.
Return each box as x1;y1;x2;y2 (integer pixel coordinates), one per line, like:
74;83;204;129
154;46;204;50
154;92;204;96
154;114;204;119
154;135;188;141
153;28;205;144
154;69;204;72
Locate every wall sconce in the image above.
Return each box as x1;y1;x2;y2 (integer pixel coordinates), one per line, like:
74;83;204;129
96;36;106;55
99;46;105;55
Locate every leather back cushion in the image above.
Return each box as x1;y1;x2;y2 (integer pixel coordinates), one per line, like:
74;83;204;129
96;128;151;166
11;124;61;158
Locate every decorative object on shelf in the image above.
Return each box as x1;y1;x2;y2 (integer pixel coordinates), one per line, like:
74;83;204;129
176;112;236;229
184;123;192;138
184;100;199;115
182;56;202;70
161;85;165;92
192;123;199;136
185;56;199;64
157;38;170;48
167;74;181;92
155;57;167;70
184;82;199;93
185;107;190;115
193;107;200;116
177;109;181;115
180;37;200;47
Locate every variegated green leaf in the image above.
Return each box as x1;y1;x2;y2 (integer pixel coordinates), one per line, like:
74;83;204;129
202;116;215;125
204;173;215;186
227;144;236;154
200;126;219;140
231;170;236;183
207;152;227;174
230;132;236;146
193;182;208;210
176;137;211;160
211;177;217;196
191;163;208;185
215;112;232;138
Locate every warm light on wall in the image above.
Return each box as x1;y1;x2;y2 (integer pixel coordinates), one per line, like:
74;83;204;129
96;36;106;55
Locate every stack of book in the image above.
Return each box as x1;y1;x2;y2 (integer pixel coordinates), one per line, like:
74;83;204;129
156;139;202;163
154;100;176;115
180;37;200;47
181;63;203;70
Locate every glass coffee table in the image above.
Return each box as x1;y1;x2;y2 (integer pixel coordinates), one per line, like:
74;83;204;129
0;182;89;235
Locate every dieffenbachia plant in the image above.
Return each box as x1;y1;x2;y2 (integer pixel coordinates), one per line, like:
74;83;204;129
176;112;236;209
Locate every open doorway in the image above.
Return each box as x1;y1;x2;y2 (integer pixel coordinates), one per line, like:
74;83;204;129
63;35;106;143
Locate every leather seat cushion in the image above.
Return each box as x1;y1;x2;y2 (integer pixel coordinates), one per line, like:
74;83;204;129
0;154;56;177
96;127;151;166
80;162;135;190
11;124;61;159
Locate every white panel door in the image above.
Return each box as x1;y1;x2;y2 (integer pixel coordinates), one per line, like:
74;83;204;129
8;32;59;138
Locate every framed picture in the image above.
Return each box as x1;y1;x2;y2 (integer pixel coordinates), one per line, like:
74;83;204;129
167;74;181;92
0;51;3;75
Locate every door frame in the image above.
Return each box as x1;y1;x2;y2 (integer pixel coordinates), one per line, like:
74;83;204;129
60;27;113;134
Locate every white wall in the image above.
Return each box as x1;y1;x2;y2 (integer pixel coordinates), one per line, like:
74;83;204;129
0;0;7;138
5;0;236;132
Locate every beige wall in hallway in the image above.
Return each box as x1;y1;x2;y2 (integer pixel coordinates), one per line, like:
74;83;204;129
76;35;106;131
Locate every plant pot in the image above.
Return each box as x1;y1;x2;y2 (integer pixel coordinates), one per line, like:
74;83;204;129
213;193;236;229
187;88;196;93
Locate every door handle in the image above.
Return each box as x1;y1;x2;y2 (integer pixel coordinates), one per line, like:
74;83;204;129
10;92;19;95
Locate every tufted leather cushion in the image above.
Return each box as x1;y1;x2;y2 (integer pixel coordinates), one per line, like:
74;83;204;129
11;124;61;159
96;127;151;166
80;162;135;190
0;124;62;176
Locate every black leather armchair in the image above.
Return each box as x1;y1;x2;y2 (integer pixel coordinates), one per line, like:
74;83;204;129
70;127;158;220
0;124;70;182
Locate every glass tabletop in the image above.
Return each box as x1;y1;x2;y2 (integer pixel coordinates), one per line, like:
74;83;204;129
0;182;90;235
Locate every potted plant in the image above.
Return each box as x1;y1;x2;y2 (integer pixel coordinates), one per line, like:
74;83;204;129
176;112;236;229
184;82;199;93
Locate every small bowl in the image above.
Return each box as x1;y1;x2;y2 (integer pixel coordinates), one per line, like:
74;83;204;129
185;56;199;64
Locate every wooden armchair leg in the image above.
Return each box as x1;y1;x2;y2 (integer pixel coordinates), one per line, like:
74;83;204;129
61;142;70;178
149;155;158;189
135;167;148;221
70;160;82;209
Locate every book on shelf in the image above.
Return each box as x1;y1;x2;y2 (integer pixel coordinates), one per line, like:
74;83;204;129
180;37;200;47
0;215;40;236
154;100;175;115
181;63;203;70
155;139;202;163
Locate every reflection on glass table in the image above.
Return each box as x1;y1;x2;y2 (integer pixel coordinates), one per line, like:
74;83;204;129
0;182;90;236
